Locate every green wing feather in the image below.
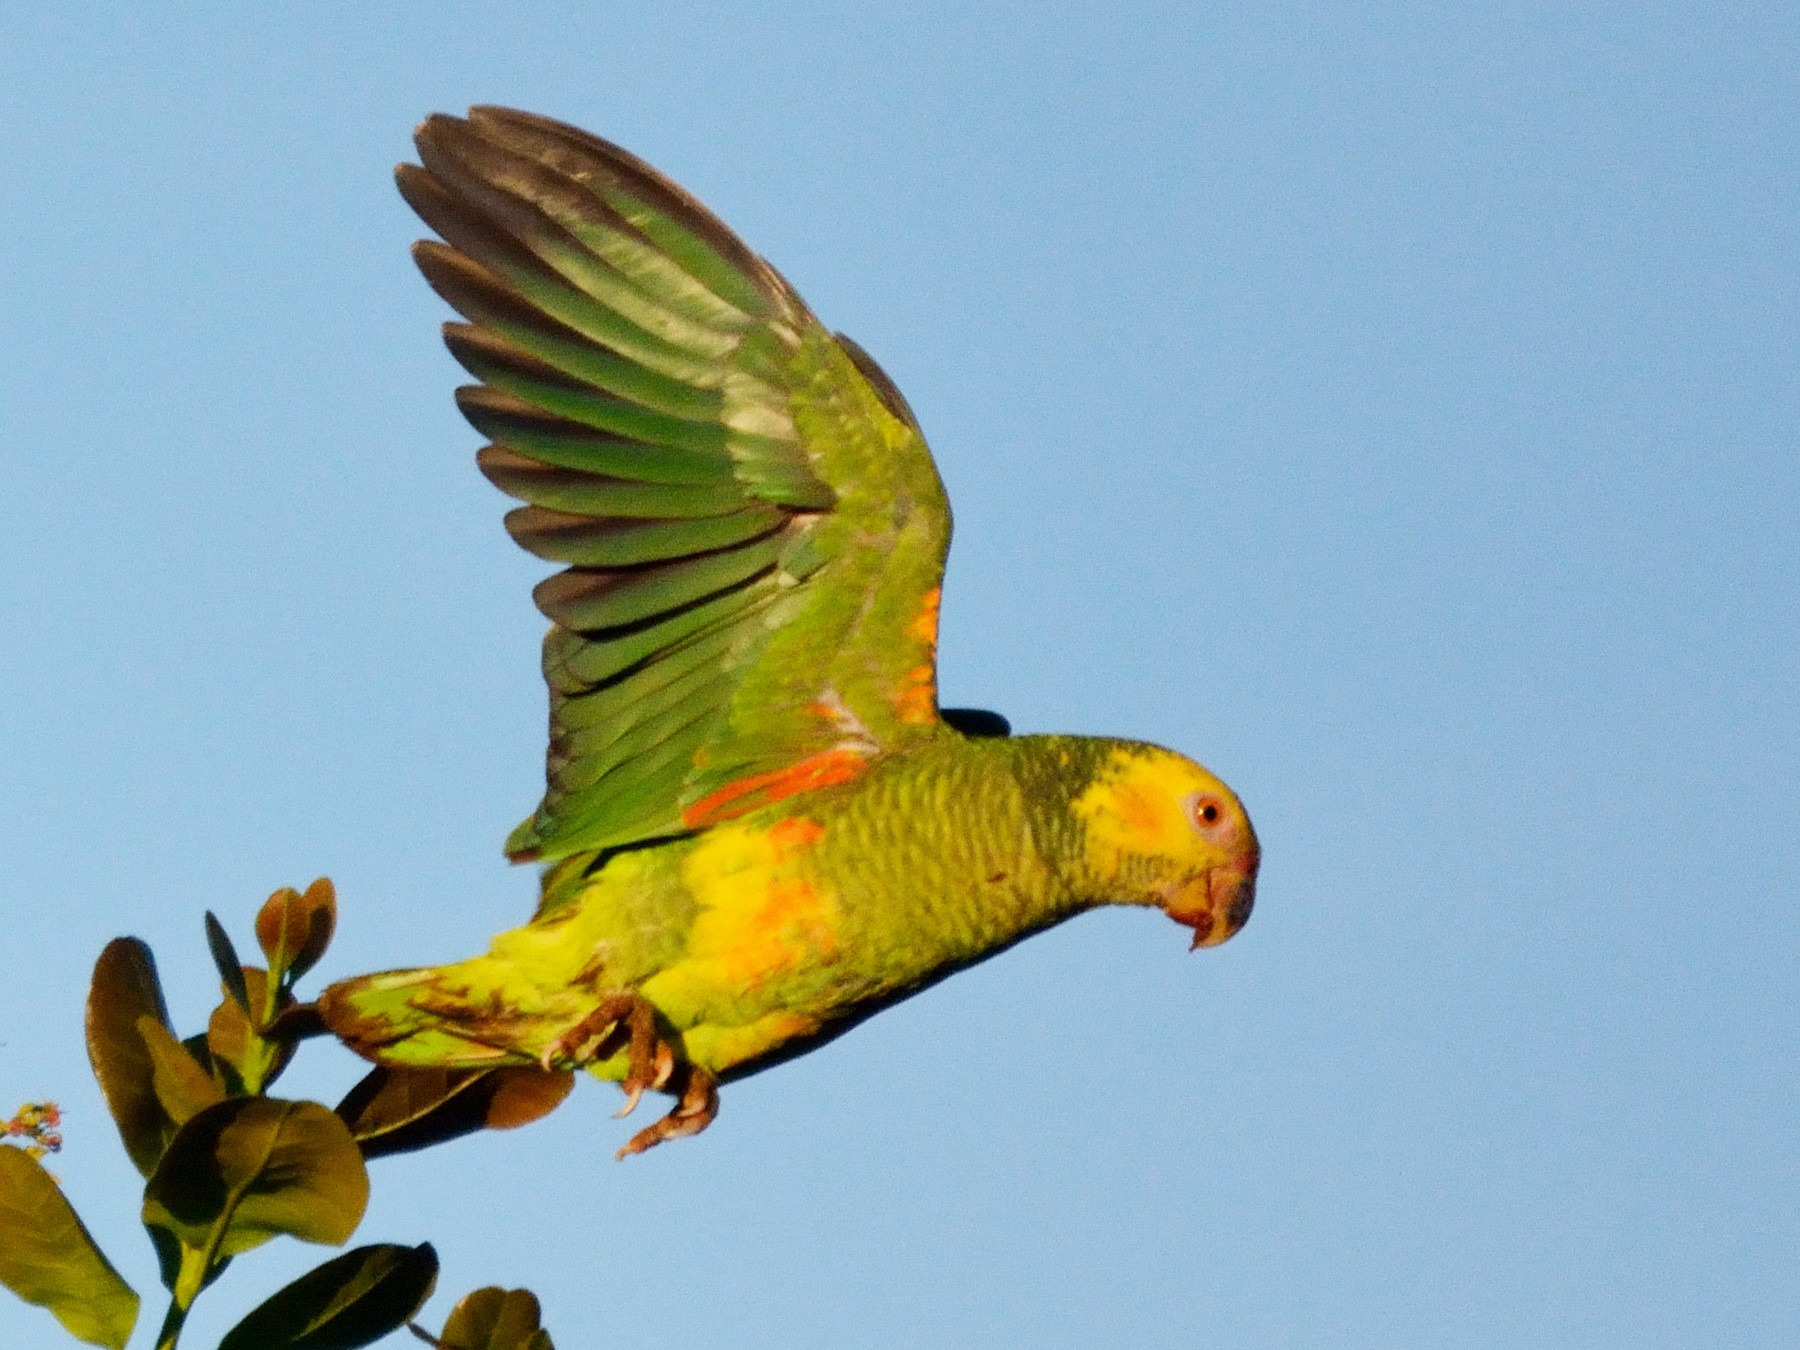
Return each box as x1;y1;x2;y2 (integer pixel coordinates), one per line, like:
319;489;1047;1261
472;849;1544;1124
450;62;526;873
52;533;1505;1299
403;108;952;863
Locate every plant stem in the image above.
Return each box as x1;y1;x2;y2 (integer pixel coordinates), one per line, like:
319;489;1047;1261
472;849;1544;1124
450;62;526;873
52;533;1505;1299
154;1295;188;1350
156;1234;215;1349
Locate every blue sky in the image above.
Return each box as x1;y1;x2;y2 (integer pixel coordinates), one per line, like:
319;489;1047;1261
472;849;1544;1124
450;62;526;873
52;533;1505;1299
2;4;1795;1346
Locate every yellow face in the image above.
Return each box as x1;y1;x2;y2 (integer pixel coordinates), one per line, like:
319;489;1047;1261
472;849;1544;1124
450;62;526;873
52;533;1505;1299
1070;745;1259;948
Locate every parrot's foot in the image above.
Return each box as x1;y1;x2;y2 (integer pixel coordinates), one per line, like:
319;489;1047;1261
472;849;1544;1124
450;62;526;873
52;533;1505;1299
539;993;715;1156
615;1065;719;1160
540;992;674;1114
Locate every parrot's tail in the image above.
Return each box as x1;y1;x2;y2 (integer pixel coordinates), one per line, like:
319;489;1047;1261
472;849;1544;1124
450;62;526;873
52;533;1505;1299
318;962;555;1070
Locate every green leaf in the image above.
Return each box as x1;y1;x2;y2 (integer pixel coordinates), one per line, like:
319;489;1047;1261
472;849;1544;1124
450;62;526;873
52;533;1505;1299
205;911;253;1011
137;1015;226;1124
256;878;339;984
0;1146;140;1348
143;1098;369;1263
219;1242;438;1350
84;937;180;1175
430;1286;553;1350
336;1066;572;1160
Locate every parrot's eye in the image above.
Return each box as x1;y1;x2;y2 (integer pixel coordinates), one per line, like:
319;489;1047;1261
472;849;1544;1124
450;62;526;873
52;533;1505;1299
1192;796;1223;827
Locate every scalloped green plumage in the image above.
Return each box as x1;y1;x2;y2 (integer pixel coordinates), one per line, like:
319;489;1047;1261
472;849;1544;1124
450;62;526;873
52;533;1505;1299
320;108;1261;1159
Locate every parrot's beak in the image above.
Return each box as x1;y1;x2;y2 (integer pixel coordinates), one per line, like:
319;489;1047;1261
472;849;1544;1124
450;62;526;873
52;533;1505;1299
1163;849;1258;950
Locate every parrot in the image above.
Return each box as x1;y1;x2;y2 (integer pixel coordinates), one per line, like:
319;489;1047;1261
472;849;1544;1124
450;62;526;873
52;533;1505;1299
319;107;1260;1157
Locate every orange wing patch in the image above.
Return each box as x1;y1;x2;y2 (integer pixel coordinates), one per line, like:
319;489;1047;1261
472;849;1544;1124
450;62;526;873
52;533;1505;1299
893;586;942;725
894;663;936;725
682;748;869;829
907;587;942;645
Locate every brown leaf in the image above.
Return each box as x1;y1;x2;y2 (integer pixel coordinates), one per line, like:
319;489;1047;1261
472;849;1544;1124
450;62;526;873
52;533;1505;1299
434;1286;551;1350
137;1016;226;1125
337;1066;572;1160
256;878;338;983
482;1066;576;1130
84;938;177;1175
264;1002;331;1041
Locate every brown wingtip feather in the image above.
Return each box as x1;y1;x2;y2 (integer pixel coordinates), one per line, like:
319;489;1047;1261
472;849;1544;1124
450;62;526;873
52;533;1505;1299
449;105;794;314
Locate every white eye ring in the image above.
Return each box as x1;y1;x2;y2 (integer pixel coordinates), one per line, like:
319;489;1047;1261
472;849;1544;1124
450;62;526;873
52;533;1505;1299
1186;792;1224;831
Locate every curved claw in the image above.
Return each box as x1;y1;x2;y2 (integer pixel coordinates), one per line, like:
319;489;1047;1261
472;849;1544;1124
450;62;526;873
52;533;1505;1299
616;1067;719;1160
614;1038;679;1117
614;1082;646;1119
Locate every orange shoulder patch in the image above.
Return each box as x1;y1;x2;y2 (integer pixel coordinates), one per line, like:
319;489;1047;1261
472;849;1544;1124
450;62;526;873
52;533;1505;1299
906;586;942;646
682;748;869;829
894;663;937;725
891;586;942;725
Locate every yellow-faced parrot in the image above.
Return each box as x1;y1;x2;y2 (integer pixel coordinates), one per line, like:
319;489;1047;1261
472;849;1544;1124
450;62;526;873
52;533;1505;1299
321;108;1259;1156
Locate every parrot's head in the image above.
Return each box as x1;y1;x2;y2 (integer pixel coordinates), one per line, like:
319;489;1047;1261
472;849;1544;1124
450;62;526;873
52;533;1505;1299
1069;743;1259;949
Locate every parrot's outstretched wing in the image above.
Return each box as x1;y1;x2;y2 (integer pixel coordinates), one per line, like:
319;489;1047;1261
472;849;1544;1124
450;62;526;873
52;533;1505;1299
403;108;952;863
